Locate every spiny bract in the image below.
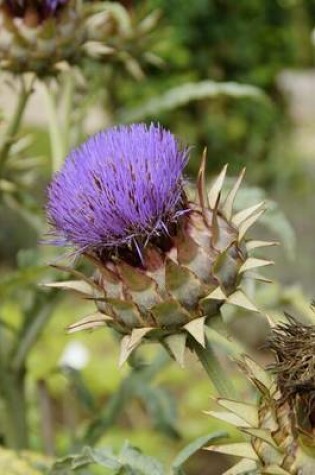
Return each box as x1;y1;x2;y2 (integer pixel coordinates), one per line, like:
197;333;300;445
207;317;315;475
45;123;274;366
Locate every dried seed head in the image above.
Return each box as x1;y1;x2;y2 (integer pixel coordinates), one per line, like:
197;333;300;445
267;312;315;430
208;351;315;474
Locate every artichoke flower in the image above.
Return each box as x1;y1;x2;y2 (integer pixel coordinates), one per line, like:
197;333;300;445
45;123;273;366
0;0;84;75
207;317;315;474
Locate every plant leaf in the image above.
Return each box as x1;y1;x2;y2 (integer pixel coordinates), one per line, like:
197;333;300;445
171;431;227;474
121;80;267;122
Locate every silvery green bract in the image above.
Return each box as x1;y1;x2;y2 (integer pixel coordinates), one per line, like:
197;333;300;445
45;123;274;366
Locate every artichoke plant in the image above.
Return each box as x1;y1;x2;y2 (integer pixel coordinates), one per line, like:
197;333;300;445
207;316;315;474
45;123;274;366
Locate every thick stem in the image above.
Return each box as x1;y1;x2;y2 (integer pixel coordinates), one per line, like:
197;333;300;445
62;71;74;154
0;76;35;176
11;294;59;373
0;367;29;449
41;81;65;172
0;294;58;448
192;339;236;399
38;380;55;455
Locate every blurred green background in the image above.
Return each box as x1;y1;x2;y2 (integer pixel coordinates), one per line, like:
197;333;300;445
1;0;315;473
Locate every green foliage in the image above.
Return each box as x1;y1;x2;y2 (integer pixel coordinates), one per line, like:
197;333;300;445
171;432;227;475
83;351;180;445
49;431;227;475
146;0;313;85
121;80;267;122
115;0;315;184
50;443;164;475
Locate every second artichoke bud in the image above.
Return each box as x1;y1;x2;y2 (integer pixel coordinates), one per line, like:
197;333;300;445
46;123;273;365
0;0;83;75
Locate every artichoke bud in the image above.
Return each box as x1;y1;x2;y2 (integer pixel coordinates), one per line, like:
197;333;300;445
207;315;315;474
0;1;160;76
45;124;274;366
0;0;84;75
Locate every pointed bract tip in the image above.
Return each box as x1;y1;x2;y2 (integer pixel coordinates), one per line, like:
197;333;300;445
184;316;206;347
203;286;227;301
239;258;274;274
164;333;187;367
222;167;246;221
67;312;112;334
208;164;228;210
196;147;210;221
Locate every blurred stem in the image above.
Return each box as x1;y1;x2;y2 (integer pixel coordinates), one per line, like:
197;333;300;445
0;294;59;448
38;380;54;455
0;366;28;449
3;194;43;233
41;81;65;173
192;338;236;399
0;75;35;177
62;72;75;153
11;294;59;373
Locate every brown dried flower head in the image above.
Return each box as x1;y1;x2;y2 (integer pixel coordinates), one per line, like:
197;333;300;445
267;311;315;431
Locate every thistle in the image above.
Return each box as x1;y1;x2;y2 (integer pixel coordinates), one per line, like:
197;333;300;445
207;316;315;474
45;123;273;367
0;0;83;75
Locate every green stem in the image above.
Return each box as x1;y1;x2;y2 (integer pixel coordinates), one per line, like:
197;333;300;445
41;81;65;172
62;72;75;153
0;366;28;449
11;295;59;373
192;338;236;398
0;76;35;176
0;295;58;448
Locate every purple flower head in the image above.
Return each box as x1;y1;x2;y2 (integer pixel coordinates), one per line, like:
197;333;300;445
5;0;68;19
45;0;67;12
47;124;189;257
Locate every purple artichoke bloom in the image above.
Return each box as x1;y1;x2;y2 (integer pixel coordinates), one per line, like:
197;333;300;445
45;124;269;365
5;0;68;19
45;0;67;12
47;124;189;258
